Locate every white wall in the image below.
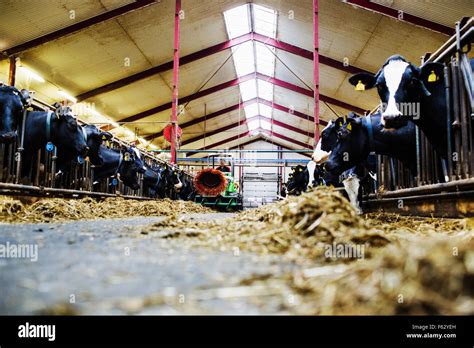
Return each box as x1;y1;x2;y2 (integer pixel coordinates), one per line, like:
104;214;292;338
237;140;309;207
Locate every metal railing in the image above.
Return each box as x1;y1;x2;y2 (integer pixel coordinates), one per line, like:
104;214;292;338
0;97;193;199
366;18;473;199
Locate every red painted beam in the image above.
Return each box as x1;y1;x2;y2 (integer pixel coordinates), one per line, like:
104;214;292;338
260;129;312;149
110;73;362;131
103;72;255;130
170;0;181;164
252;32;369;75
185;131;252;156
76;32;253;102
313;0;320;143
143;98;257;140
181;118;248;146
181;115;313;147
1;0;157;57
144;97;325;141
76;32;372;101
257;72;367;114
229;138;312;158
345;0;454;36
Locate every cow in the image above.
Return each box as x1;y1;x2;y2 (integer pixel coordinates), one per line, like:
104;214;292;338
21;107;89;178
324;112;417;175
0;85;31;143
348;55;448;157
286;165;308;195
56;124;113;173
144;163;182;199
177;170;195;200
92;146;146;190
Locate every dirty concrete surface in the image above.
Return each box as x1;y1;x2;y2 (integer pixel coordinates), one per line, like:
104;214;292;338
0;213;297;315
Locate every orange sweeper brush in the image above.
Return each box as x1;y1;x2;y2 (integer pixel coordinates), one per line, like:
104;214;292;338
193;168;228;196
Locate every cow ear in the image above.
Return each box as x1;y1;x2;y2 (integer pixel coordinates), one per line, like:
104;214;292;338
334;116;345;129
99;131;113;141
20;89;32;106
349;73;377;90
420;62;444;84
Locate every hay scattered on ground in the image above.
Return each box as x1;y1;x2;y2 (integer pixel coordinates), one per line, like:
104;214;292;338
144;187;474;315
0;196;211;223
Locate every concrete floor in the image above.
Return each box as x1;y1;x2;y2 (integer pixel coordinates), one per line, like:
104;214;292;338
0;213;296;314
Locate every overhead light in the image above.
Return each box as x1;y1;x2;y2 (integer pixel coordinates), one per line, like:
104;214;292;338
58;90;77;104
18;66;45;83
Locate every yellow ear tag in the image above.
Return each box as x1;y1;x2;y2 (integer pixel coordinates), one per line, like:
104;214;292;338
124;152;130;161
355;80;365;91
102;135;107;140
428;70;438;82
347;122;352;131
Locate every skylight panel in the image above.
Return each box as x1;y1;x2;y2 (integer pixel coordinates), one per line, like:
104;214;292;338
244;103;258;118
255;42;275;76
258;79;273;101
247;119;260;131
231;41;255;77
239;79;257;102
259;103;272;118
223;4;251;39
260;119;272;130
253;4;277;38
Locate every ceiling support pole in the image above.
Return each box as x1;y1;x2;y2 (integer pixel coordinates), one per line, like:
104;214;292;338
170;0;181;164
313;0;320;145
8;56;17;86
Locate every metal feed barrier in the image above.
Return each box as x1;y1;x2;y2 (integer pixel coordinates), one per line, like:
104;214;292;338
362;18;474;217
0;98;193;200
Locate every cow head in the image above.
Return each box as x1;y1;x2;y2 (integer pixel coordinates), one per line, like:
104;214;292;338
312;117;345;163
119;146;146;190
82;125;112;166
51;106;89;157
0;86;31;143
286;165;308;195
324;115;368;176
348;55;444;128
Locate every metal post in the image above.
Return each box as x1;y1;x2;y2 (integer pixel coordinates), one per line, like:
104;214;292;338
8;56;17;86
313;0;320;144
170;0;181;164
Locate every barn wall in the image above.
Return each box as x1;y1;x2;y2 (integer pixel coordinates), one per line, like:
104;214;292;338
238;140;309;207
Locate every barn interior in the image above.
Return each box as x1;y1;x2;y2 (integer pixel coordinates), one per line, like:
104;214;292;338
0;0;473;316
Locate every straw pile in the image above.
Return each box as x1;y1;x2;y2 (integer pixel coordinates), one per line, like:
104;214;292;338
144;187;474;315
0;196;211;223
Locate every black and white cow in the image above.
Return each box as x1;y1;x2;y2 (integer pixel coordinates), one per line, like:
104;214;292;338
56;124;113;173
0;85;31;143
348;55;448;157
93;146;146;190
324;112;417;175
22;108;89;178
144;163;182;199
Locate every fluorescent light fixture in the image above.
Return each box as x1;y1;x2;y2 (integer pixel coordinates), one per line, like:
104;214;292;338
58;90;77;104
19;66;45;83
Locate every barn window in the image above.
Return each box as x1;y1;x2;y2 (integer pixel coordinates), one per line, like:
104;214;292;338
224;3;277;134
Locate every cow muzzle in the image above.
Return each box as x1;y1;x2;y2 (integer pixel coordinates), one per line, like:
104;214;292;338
0;131;17;143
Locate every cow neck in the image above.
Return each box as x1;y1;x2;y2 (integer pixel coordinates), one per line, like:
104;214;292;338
155;168;163;188
45;111;55;142
115;152;124;177
362;115;375;152
80;127;88;143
